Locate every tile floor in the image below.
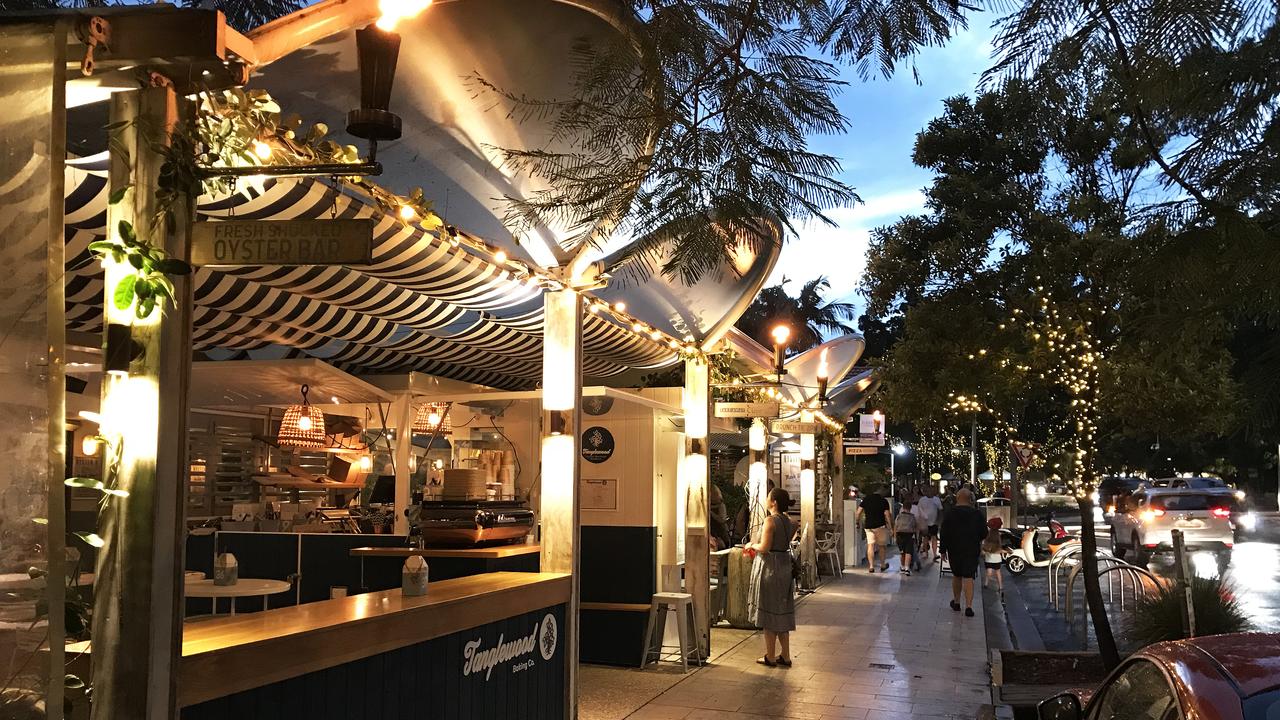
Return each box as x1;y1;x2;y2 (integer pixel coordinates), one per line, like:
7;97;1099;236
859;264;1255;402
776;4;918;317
622;555;993;719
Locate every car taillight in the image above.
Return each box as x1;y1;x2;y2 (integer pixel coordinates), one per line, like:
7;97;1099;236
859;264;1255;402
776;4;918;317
1211;507;1231;519
1140;509;1165;523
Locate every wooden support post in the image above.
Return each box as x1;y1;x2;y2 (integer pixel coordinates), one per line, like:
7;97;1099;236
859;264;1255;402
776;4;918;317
799;411;816;588
540;289;582;718
832;431;845;565
392;393;413;535
92;82;193;720
682;357;710;657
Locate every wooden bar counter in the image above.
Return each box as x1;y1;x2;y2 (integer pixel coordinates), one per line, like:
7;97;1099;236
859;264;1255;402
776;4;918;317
349;543;541;587
181;571;570;720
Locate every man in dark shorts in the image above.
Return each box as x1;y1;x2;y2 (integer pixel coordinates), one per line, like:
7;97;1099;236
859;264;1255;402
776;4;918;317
857;485;893;573
940;488;987;617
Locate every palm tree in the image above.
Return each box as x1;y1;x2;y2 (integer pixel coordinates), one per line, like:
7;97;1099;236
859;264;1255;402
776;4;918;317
736;276;858;353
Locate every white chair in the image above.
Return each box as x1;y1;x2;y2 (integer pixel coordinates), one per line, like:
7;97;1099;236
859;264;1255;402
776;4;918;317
817;531;842;578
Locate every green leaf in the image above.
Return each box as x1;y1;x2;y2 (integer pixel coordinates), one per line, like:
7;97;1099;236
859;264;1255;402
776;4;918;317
117;220;137;245
127;253;144;270
113;275;136;310
31;517;48;525
72;532;105;549
107;185;131;205
64;477;104;489
150;274;175;301
155;258;192;276
103;120;130;132
136;297;156;320
134;278;153;300
87;241;118;254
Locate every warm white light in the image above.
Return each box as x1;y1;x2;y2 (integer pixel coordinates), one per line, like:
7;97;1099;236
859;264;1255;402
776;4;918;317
614;302;626;312
408;454;417;472
493;249;508;264
771;325;790;346
542;290;579;411
296;414;313;432
376;0;431;31
78;411;103;425
749;418;766;452
426;411;441;427
252;140;272;161
331;396;340;404
359;455;372;472
817;348;829;380
892;443;907;456
81;435;99;456
683;359;709;440
433;459;444;470
398;204;416;221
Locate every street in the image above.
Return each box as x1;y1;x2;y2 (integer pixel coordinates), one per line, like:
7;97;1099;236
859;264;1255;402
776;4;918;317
1006;512;1280;651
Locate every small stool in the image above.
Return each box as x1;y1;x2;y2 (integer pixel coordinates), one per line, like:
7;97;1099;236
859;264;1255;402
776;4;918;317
639;592;700;672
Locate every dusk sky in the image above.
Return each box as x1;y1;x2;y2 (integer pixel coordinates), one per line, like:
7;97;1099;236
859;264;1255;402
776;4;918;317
765;15;1000;315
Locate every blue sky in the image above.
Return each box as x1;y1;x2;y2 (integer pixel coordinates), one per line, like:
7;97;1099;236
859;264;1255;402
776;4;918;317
765;17;999;314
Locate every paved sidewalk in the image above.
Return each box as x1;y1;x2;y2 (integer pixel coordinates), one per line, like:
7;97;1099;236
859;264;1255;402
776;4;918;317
626;556;993;719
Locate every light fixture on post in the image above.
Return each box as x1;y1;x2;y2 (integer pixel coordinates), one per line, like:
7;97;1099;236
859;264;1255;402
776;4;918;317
104;323;143;377
346;0;430;157
816;348;830;403
771;325;790;378
412;402;452;436
278;384;326;448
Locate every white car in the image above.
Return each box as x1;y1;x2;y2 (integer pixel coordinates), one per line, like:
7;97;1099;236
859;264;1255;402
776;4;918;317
1110;488;1234;570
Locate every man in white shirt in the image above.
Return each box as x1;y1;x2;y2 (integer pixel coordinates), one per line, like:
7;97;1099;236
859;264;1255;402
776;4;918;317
916;484;944;562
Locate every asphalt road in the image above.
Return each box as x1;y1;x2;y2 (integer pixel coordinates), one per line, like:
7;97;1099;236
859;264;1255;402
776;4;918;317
1008;513;1280;650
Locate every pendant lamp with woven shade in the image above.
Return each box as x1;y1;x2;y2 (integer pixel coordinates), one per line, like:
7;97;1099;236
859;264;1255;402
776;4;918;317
278;384;326;448
412;402;451;436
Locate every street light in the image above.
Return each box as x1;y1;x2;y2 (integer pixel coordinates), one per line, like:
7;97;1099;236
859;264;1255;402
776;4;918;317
889;442;908;500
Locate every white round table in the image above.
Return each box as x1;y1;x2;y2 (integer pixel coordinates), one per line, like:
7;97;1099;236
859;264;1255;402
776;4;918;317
184;577;292;615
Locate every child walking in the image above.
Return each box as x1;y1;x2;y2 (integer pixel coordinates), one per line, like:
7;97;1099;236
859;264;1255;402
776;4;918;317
981;525;1005;592
894;498;919;576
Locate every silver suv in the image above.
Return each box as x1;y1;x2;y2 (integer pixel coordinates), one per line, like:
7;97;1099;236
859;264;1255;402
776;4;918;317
1110;488;1234;570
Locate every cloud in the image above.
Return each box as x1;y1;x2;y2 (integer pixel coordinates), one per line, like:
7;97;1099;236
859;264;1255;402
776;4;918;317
768;188;926;303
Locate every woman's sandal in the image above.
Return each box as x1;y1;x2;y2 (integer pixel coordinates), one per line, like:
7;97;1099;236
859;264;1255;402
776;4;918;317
777;658;793;667
756;656;776;667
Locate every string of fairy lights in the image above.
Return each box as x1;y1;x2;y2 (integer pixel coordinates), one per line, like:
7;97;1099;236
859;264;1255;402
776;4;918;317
944;280;1105;494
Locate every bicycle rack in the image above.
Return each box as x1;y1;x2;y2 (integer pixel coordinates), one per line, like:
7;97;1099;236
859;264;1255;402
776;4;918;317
1064;562;1162;642
1048;544;1114;609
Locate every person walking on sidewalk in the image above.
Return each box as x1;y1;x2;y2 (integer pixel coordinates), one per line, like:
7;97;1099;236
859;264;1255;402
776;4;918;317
746;487;796;667
894;497;919;575
857;485;893;573
982;522;1006;593
916;484;943;562
940;488;987;617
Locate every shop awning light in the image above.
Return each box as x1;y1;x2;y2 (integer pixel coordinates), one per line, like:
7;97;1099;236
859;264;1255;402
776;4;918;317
278;384;326;448
412;402;452;436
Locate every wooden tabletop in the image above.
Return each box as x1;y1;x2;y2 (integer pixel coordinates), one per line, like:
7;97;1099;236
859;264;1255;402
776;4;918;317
184;578;292;598
349;544;540;560
179;571;570;708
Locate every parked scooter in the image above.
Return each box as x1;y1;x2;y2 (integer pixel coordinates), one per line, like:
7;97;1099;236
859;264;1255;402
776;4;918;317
1004;514;1078;575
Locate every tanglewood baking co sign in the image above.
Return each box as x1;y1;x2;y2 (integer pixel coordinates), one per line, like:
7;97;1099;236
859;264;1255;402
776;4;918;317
580;426;615;464
190;219;374;267
463;612;558;680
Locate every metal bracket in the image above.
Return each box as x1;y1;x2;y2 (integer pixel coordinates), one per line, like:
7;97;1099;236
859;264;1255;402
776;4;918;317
75;15;110;76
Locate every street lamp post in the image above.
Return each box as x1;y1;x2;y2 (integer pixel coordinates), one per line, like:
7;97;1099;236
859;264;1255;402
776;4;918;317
890;443;908;501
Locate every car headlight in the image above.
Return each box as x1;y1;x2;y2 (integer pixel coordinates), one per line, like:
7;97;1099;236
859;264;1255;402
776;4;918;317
1239;512;1257;531
1235;490;1246;501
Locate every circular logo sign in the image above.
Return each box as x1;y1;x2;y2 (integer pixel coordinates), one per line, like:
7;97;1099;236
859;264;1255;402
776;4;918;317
581;426;615;464
538;613;558;660
582;396;614;416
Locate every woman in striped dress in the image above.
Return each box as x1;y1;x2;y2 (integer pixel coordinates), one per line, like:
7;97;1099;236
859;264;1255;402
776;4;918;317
746;487;796;667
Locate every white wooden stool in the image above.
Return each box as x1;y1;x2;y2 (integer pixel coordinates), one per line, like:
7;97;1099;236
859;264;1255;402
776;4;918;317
639;592;700;672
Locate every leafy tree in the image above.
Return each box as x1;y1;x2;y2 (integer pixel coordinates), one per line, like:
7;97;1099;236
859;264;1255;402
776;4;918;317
735;276;858;352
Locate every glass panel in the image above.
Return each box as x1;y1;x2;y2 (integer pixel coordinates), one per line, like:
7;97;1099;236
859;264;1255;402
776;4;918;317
1152;495;1211;512
1090;660;1178;720
0;19;66;717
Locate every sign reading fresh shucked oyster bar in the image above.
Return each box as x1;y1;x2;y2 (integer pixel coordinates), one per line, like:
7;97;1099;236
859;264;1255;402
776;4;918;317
190;219;374;266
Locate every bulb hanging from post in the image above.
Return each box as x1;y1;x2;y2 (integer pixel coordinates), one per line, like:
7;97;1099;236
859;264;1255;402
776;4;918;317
278;384;326;448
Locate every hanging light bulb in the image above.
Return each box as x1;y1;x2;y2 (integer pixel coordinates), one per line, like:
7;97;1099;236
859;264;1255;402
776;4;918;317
252;140;272;161
493;249;508;264
412;402;452;435
278;384;326;448
81;435;100;456
398;204;416;221
359;454;373;472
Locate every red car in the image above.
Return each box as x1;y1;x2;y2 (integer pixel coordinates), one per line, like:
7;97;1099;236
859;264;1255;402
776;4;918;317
1039;633;1280;720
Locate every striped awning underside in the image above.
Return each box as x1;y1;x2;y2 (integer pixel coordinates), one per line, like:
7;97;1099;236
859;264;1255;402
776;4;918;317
63;168;678;389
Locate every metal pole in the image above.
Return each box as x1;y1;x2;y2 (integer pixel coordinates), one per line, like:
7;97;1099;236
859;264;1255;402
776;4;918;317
1171;529;1195;638
970;416;977;486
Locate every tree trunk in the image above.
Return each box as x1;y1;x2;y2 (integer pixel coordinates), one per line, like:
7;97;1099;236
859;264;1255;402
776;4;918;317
1077;496;1120;670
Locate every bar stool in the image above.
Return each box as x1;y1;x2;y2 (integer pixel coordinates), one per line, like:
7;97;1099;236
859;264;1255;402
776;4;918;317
639;592;700;672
